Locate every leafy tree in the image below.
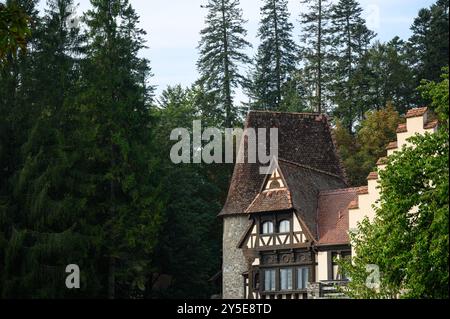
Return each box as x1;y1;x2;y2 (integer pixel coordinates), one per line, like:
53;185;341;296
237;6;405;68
329;0;375;131
299;0;332;113
334;103;401;187
250;0;297;110
339;69;449;298
197;0;251;127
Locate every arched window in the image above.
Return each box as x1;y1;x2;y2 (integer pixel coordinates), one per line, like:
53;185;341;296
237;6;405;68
279;220;290;233
262;221;274;234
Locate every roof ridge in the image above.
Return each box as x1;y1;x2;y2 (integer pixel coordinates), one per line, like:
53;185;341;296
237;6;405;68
278;158;347;183
248;110;322;117
319;187;361;195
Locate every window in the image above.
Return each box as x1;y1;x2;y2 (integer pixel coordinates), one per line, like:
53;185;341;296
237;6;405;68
279;220;290;233
280;268;293;290
297;267;309;289
332;251;351;280
264;269;276;291
262;221;274;234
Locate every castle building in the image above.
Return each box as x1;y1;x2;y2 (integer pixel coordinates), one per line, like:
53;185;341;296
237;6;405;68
219;107;438;299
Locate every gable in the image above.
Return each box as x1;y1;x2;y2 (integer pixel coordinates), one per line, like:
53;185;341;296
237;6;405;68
219;111;347;218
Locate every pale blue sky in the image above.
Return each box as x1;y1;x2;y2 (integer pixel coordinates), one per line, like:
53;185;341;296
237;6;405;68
38;0;436;101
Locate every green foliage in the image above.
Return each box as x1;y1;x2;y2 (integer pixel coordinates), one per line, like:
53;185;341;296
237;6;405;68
197;0;251;127
150;85;229;298
339;69;449;298
299;0;332;113
407;0;449;101
0;0;32;63
353;39;416;116
249;0;298;110
334;103;401;186
329;0;376;131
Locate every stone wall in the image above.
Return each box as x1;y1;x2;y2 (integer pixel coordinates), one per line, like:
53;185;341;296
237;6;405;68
222;215;250;299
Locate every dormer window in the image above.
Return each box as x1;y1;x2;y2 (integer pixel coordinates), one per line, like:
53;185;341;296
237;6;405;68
279;220;290;233
262;221;274;234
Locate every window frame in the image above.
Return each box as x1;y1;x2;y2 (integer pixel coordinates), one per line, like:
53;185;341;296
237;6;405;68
279;268;293;291
297;266;310;290
278;219;291;233
261;221;274;235
263;269;276;292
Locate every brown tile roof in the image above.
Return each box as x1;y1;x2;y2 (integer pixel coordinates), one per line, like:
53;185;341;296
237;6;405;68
405;107;428;118
376;157;388;166
357;186;369;195
219;111;347;218
317;188;358;245
246;189;293;213
278;160;346;239
386;141;398;150
396;123;407;133
367;172;378;180
424;119;439;129
348;199;358;210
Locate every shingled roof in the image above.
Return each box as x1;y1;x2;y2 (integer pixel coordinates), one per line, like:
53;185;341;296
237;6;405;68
317;188;358;245
219;111;347;231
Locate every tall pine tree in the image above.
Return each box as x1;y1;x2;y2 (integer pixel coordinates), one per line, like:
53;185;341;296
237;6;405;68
329;0;375;131
299;0;331;113
197;0;251;127
0;0;102;298
250;0;298;110
82;0;161;298
407;0;449;103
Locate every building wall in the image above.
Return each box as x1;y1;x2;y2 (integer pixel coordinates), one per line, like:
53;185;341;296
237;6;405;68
222;215;251;299
317;251;329;281
349;108;438;255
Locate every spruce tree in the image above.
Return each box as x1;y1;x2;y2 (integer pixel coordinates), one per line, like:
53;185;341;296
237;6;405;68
82;0;161;298
329;0;375;131
299;0;331;113
250;0;298;110
197;0;251;127
407;0;449;103
0;0;102;298
353;38;415;117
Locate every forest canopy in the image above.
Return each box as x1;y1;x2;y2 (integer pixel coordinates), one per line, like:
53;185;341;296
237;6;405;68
0;0;448;298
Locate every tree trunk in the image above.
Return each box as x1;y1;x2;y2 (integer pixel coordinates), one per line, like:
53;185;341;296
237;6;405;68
272;0;282;109
317;0;323;114
221;0;232;127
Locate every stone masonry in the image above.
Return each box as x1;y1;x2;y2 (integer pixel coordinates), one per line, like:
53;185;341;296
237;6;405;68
222;215;250;299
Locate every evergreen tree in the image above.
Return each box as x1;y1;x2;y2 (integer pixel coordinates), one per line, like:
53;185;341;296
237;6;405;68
0;0;101;298
250;0;298;110
329;0;375;131
407;0;449;103
353;38;415;117
197;0;251;127
150;86;223;298
0;0;31;62
299;0;331;113
0;0;41;296
82;0;161;298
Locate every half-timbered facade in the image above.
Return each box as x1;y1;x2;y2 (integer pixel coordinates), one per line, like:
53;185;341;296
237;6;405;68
219;107;437;299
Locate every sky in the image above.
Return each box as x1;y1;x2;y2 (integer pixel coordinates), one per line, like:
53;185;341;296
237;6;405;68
37;0;436;101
